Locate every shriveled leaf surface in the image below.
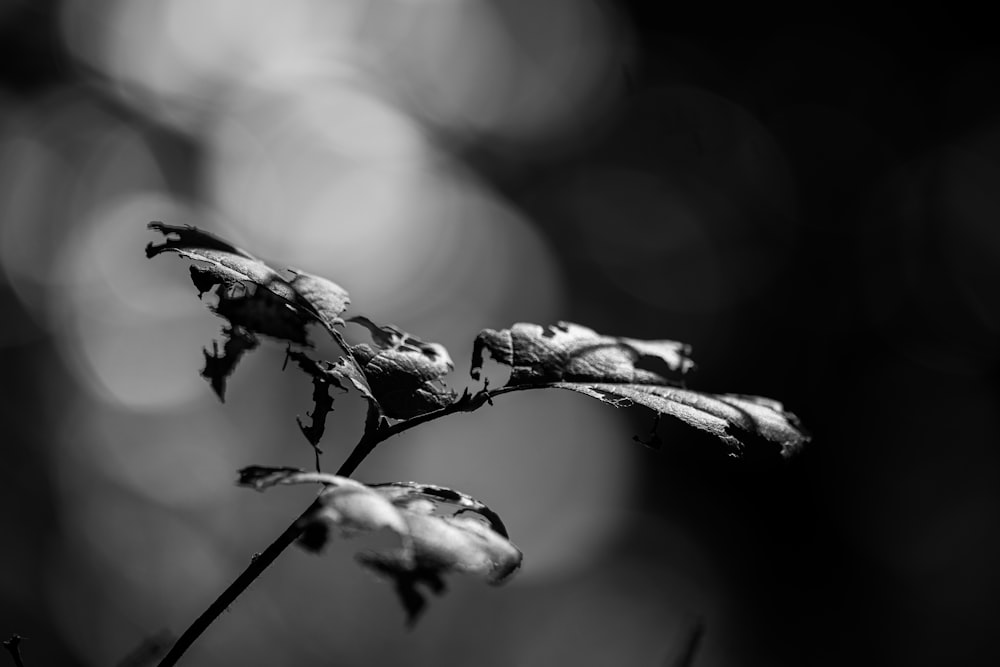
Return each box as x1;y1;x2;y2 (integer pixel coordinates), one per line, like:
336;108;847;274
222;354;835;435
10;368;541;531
284;350;349;449
352;506;521;623
472;322;808;458
288;269;350;330
558;384;806;458
147;223;350;398
200;326;259;400
348;316;456;419
147;224;459;430
146;223;295;298
147;223;351;330
325;356;379;406
238;466;412;548
472;321;694;385
237;466;521;625
370;481;509;537
398;513;520;582
238;465;318;490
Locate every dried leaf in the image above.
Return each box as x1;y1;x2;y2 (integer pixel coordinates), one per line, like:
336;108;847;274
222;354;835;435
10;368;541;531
471;322;808;458
237;465;312;490
284;350;348;450
308;484;411;543
356;511;521;625
557;384;806;458
201;326;258;400
147;224;458;428
348;316;456;419
146;223;295;299
203;269;310;344
237;466;409;540
147;223;351;397
472;321;694;385
289;269;351;330
371;481;510;537
397;512;520;583
327;356;379;406
237;466;521;624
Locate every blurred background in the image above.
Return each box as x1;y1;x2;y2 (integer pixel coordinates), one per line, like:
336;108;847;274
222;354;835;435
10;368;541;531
2;2;999;665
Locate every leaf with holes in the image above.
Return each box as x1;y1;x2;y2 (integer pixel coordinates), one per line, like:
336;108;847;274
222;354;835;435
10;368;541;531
287;269;350;331
283;350;350;451
472;321;808;458
472;321;694;385
146;223;351;399
236;466;521;624
348;316;456;419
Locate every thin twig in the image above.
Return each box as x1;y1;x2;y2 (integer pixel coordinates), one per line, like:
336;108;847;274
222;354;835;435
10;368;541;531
155;388;498;667
336;389;494;474
154;510;310;667
2;635;26;667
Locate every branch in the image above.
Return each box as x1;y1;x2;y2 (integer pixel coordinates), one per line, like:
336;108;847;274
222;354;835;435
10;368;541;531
2;635;25;667
155;388;496;666
154;512;307;667
336;388;494;474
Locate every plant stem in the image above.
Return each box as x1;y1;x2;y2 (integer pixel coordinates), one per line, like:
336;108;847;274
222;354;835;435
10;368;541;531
154;509;308;667
155;389;497;666
337;389;494;474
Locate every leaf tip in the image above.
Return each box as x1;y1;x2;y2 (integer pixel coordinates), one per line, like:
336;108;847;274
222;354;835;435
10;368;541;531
236;465;306;490
145;221;168;258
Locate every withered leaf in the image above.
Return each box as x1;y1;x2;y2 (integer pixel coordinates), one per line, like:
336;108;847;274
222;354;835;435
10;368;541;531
370;481;510;537
146;223;294;298
348;316;456;420
326;356;379;407
471;322;808;459
238;466;410;539
472;321;694;385
147;223;351;399
288;269;350;330
201;326;259;401
204;271;311;345
558;384;806;458
355;511;520;626
237;466;521;625
237;465;311;489
394;512;520;583
284;350;349;451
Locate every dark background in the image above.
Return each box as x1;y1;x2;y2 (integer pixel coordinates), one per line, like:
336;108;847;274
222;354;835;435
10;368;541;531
3;2;999;665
